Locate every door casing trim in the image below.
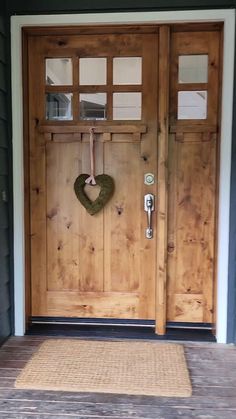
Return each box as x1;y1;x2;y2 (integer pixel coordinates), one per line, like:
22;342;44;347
11;9;235;343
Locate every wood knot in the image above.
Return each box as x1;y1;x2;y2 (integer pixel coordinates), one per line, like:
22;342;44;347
58;40;67;46
57;241;63;251
47;208;58;220
167;242;175;253
89;244;95;253
33;186;40;195
115;206;124;215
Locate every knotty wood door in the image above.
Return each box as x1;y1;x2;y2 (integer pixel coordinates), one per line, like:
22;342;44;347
25;28;159;320
24;24;221;332
167;27;221;324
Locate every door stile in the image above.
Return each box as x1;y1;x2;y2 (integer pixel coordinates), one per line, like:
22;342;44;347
156;26;170;335
28;36;48;315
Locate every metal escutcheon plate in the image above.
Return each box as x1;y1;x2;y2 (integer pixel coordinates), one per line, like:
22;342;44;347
144;173;155;185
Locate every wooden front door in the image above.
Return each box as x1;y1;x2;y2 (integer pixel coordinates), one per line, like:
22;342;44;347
26;27;159;321
24;24;221;334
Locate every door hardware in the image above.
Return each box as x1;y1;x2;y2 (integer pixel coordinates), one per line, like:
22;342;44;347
144;194;154;239
144;173;155;185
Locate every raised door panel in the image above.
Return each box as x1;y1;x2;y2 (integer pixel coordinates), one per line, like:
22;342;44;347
28;31;158;320
167;133;216;322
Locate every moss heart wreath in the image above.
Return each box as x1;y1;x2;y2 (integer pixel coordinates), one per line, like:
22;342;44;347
74;173;115;215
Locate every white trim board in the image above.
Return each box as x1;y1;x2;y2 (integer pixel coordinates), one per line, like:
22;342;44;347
11;9;235;343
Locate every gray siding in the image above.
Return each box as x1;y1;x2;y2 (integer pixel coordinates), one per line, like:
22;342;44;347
0;9;11;345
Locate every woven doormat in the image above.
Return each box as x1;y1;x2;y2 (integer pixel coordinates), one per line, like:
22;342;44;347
15;339;192;397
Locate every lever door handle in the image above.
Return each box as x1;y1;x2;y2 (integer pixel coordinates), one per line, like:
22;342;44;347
144;194;154;239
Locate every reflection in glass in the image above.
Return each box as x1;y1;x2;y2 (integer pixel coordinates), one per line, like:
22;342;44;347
79;58;107;85
178;91;207;120
113;92;142;120
178;55;208;84
80;93;107;120
113;57;142;85
46;93;73;120
45;58;73;85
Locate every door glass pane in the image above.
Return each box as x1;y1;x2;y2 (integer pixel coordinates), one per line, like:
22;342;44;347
113;92;142;120
46;93;73;120
80;93;107;120
79;58;107;85
113;57;142;85
178;91;207;120
46;58;72;85
178;55;208;84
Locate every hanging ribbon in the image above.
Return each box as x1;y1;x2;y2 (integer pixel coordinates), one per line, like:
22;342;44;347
85;127;96;185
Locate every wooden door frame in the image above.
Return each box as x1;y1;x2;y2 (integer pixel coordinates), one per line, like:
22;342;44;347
11;10;235;343
23;24;166;331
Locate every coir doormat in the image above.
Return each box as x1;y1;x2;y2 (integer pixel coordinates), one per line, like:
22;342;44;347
15;339;192;397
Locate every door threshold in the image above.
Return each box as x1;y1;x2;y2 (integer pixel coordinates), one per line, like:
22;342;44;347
27;317;216;342
30;317;155;327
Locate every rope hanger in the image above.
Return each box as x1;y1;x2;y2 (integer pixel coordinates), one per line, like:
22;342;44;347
85;127;96;186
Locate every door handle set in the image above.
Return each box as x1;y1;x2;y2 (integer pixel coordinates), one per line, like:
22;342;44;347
144;194;154;239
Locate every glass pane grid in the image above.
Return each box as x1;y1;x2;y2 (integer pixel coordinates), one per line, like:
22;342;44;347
79;58;107;86
178;55;208;84
177;90;207;120
46;93;73;121
46;56;144;121
46;58;73;86
113;57;142;85
113;92;142;120
79;93;107;120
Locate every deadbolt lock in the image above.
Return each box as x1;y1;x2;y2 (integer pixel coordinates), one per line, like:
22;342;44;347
144;173;155;185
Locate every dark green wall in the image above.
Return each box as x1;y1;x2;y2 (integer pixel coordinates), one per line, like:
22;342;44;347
5;0;236;14
0;1;11;345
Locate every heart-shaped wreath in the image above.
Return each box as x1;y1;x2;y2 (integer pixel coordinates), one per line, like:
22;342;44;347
74;173;115;215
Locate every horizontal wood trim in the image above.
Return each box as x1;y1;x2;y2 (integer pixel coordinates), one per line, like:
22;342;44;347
23;25;160;36
38;123;147;134
173;132;216;143
45;85;143;93
44;292;140;318
22;23;223;39
49;132;142;143
170;124;218;133
176;83;208;91
171;22;223;32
